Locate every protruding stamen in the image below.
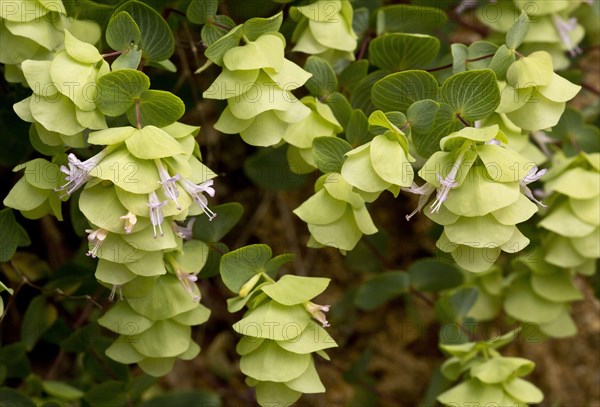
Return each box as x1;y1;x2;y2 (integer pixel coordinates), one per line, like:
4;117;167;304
147;191;167;238
120;212;137;234
305;301;331;327
180;179;217;221
156;160;182;210
85;227;108;258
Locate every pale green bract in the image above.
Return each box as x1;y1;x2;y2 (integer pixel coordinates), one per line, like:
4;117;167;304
476;0;589;69
0;0;101;84
220;245;337;406
405;125;540;273
438;330;543;406
203;32;313;147
294;173;377;252
539;152;600;274
291;0;358;67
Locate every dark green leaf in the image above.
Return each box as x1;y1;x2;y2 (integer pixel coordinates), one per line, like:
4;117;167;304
95;69;150;117
312;137;352;174
551;107;600;156
106;11;141;52
113;1;175;62
506;10;529;50
20;296;57;351
407;99;440;134
61;323;100;352
304;56;337;98
192;203;244;242
339;60;369;93
440;69;500;121
372;70;439;112
198;242;228;279
408;259;463;292
204;25;243;65
352;70;389;115
412;103;463;157
0;208;31;262
369;33;440;71
84;381;127;407
354;271;410;310
201;15;236;46
345;109;371;147
244;146;309;190
0;387;36;407
220;244;272;293
376;5;448;34
325;92;353;128
186;0;218;25
435;287;478;323
488;45;516;81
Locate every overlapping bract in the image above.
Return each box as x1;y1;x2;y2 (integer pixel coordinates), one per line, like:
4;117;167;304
63;122;216;376
438;332;543;406
286;96;343;174
220;247;337;406
0;0;101;84
497;51;580;131
504;256;583;338
341;110;414;198
290;0;358;66
294;173;378;252
476;0;589;69
3;158;62;220
13;30;109;147
204;32;312;147
99;240;211;376
539;152;599;274
409;125;539;272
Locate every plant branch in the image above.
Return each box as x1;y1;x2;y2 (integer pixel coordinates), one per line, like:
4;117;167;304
426;52;495;73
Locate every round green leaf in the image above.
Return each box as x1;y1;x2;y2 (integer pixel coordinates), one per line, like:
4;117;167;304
440;69;500;121
372;70;439;112
95;69;150;117
114;0;175;62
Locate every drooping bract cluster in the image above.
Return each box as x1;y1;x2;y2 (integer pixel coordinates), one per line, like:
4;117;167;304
0;0;101;84
290;0;358;66
220;245;338;406
407;125;541;272
539;152;599;274
438;330;543;406
203;27;312;147
476;0;591;69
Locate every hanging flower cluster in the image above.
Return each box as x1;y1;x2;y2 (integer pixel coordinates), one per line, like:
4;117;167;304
13;30;110;147
294;172;378;252
285;96;343;174
203;31;312;147
496;51;580;132
539;152;599;274
290;0;358;65
406;125;543;272
438;330;543;406
476;0;590;69
0;0;101;84
220;245;338;406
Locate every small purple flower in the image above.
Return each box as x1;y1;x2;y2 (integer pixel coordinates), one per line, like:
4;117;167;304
180;178;217;221
156;160;182;210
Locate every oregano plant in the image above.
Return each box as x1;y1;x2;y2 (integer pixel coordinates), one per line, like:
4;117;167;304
1;1;598;406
